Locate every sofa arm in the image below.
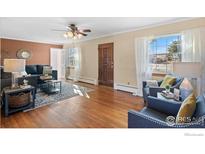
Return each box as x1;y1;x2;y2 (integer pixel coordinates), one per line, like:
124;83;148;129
128;109;205;128
142;81;147;88
147;96;181;116
149;87;165;97
128;109;170;128
52;70;58;80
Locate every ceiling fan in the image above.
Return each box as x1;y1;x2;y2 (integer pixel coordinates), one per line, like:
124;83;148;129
52;24;91;39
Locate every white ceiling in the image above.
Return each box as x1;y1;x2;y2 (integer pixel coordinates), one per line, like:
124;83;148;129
0;17;192;45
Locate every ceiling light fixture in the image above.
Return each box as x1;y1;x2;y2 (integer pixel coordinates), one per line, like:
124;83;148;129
53;24;91;40
64;32;83;39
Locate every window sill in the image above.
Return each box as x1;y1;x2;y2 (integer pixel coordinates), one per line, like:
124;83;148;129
152;72;167;77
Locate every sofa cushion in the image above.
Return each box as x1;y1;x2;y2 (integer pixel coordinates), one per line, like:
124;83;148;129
194;95;205;118
26;65;38;74
42;66;52;75
160;75;176;88
176;93;196;123
147;96;182;116
180;88;193;102
37;65;49;74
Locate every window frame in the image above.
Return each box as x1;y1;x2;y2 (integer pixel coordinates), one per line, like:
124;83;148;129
149;33;182;74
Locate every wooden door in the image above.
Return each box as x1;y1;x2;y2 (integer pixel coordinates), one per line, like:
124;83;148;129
98;43;114;87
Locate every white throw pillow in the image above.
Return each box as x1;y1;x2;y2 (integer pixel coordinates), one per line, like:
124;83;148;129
179;78;193;101
146;80;159;87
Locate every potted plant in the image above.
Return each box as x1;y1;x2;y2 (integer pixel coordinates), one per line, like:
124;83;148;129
165;84;170;93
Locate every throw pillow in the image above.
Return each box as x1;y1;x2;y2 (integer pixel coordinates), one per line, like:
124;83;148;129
21;71;27;76
43;66;52;75
146;80;159;87
160;75;176;88
176;93;196;123
179;78;193;101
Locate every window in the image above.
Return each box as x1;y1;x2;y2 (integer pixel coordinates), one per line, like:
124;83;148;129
149;34;181;74
68;48;75;66
68;48;77;66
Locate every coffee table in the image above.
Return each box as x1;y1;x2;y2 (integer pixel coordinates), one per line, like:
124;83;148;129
40;80;62;94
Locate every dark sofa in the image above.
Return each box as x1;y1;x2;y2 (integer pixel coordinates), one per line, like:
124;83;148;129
25;65;57;84
0;65;57;91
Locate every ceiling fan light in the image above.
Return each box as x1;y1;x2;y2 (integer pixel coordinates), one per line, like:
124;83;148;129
63;33;68;38
73;36;77;40
67;31;74;38
78;34;83;39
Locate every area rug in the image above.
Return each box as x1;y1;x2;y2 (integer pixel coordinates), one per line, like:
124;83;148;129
25;82;93;110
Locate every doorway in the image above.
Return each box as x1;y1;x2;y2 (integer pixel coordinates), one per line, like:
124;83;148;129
98;43;114;87
50;48;65;79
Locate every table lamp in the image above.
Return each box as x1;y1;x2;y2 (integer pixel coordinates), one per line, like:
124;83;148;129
4;59;25;88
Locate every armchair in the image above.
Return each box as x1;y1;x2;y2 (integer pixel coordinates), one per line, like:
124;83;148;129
142;76;183;102
128;94;205;128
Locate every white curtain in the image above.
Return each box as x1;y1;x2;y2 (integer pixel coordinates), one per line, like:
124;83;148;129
181;27;205;94
67;47;82;81
135;37;152;96
73;47;82;81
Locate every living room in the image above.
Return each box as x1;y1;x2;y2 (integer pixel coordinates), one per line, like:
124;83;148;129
1;17;205;129
1;0;205;154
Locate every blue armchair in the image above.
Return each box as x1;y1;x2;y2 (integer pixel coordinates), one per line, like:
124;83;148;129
128;94;205;128
142;76;183;103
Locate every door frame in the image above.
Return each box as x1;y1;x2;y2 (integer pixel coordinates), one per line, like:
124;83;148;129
98;42;114;87
50;48;65;79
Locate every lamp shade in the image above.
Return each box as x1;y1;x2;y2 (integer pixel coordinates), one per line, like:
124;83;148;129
4;59;25;73
173;62;201;78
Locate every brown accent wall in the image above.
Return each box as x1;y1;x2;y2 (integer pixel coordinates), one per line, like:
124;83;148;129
1;39;63;65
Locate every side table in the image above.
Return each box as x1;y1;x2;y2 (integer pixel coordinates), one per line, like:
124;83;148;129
2;86;36;116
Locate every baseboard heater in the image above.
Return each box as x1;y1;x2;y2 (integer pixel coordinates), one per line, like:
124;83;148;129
114;83;138;94
67;76;98;85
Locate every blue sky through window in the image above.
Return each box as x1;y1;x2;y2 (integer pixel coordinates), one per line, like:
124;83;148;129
149;35;180;54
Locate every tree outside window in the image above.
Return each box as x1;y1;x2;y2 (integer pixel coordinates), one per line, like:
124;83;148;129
149;35;181;73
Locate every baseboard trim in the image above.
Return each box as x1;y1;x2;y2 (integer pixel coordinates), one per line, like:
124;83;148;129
67;76;98;85
114;83;138;94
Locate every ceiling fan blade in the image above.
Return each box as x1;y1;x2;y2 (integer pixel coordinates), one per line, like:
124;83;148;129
77;31;87;36
66;26;72;30
68;24;77;31
51;29;67;32
82;29;91;32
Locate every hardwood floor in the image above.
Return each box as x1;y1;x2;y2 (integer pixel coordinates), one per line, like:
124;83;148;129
1;82;144;128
